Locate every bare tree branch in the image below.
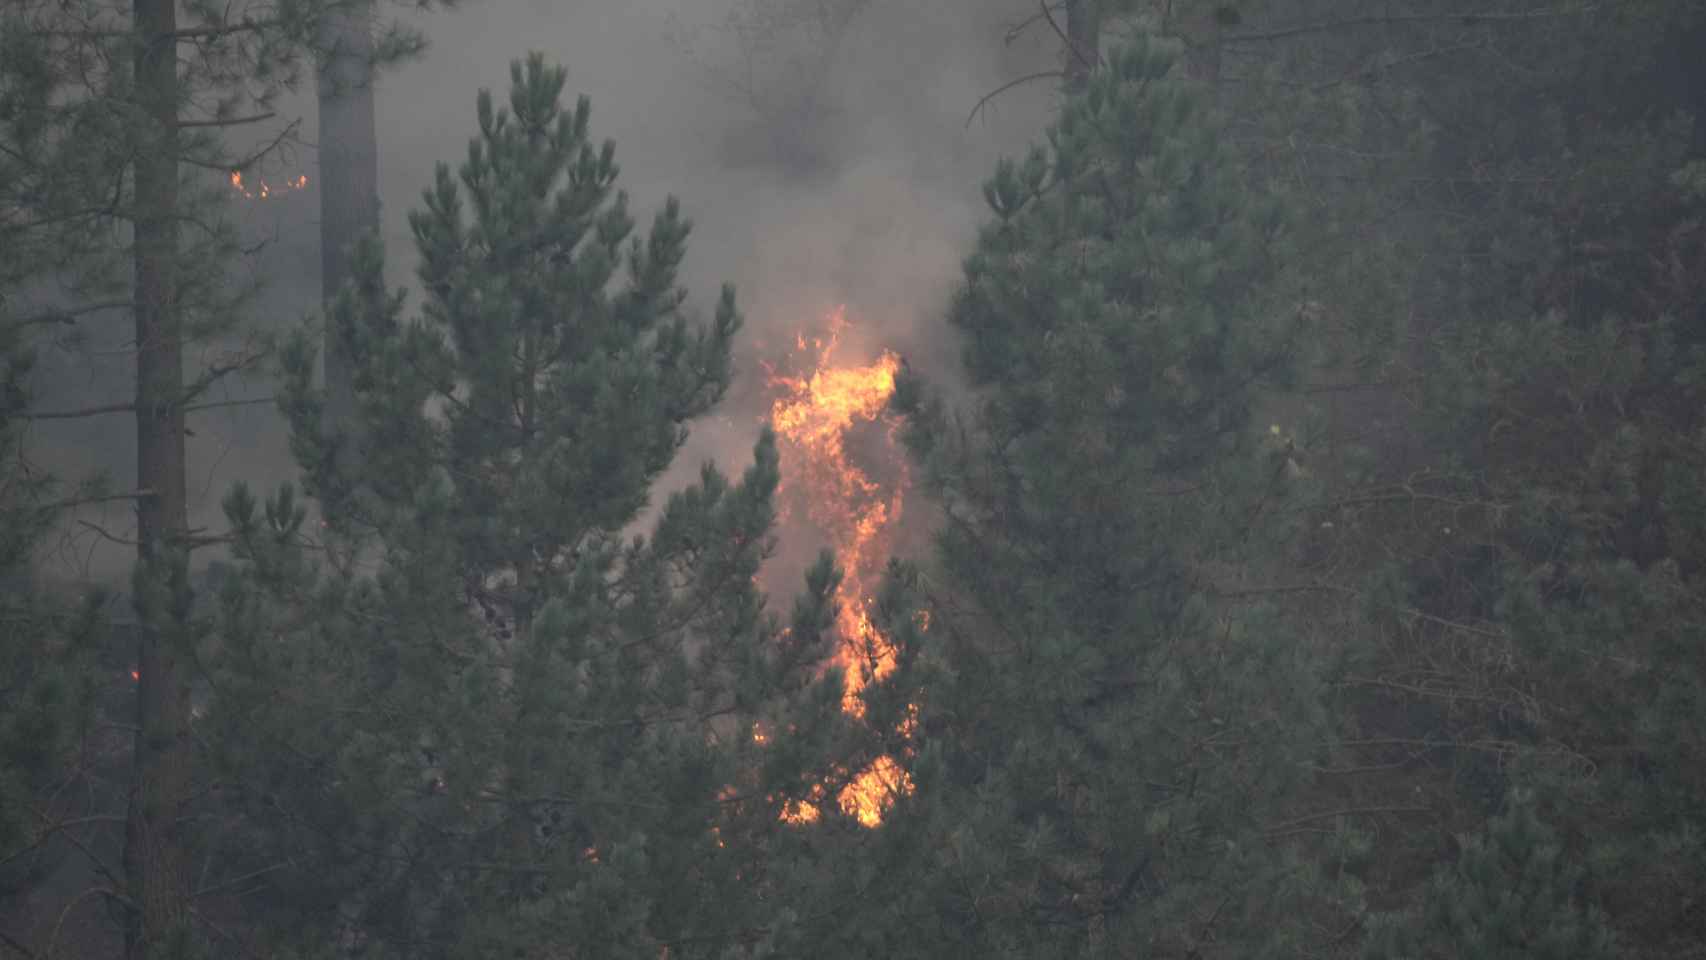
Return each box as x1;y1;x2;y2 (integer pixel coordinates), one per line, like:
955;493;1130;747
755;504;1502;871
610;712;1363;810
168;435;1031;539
181;348;269;406
966;70;1065;127
19;401;135;421
0;926;38;959
1040;0;1096;74
3;299;131;329
1221;5;1596;45
184;395;274;413
1005;1;1069;44
193;859;297;899
2;489;156;513
1213;579;1508;639
176;111;277;129
1264;805;1431;837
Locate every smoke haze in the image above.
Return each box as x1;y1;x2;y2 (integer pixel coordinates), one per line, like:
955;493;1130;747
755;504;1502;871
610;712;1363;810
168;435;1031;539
29;0;1064;583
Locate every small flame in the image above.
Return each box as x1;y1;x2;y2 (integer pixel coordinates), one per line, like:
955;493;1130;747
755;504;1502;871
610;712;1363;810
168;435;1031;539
229;170;308;200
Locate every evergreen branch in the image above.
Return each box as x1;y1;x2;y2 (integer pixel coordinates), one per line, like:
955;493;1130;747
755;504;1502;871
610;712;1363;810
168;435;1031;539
168;18;280;42
0;150;131;236
0;204;125;236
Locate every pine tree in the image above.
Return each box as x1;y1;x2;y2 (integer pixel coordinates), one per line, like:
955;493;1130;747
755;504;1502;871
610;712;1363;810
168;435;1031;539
1365;791;1614;960
2;2;446;952
0;302;107;956
873;34;1328;956
1176;4;1706;954
1113;3;1706;955
207;53;847;956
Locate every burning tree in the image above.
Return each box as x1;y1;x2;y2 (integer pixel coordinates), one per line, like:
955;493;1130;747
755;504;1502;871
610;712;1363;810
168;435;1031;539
210;54;848;956
763;307;916;827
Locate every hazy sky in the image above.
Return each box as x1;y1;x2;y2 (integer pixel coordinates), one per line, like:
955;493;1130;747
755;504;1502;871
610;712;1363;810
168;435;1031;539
33;0;1065;583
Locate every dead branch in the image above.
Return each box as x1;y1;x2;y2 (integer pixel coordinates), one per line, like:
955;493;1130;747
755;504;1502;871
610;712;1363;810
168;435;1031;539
18;400;135;421
176;110;277;129
3;299;131;329
1221;5;1596;46
2;489;156;513
966;70;1065;127
1039;0;1096;73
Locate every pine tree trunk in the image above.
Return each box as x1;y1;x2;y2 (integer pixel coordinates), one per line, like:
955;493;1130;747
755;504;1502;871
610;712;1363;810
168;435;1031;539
1063;0;1100;93
317;0;380;436
125;0;195;953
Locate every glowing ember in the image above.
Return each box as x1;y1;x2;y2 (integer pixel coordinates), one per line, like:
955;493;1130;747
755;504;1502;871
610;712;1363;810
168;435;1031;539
765;306;916;826
229;170;308;200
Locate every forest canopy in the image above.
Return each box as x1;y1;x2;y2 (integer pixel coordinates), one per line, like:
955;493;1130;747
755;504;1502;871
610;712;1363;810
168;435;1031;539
3;1;1703;957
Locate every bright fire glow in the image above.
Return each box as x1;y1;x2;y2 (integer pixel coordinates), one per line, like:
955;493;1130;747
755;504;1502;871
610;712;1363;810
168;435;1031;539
229;170;308;200
765;306;916;827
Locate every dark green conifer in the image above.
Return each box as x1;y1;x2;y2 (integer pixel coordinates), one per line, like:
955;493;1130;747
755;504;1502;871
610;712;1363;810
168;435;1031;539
209;53;845;957
1366;791;1614;960
868;34;1327;956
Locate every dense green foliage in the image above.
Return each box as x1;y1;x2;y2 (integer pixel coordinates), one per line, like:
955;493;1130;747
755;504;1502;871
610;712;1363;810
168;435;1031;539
874;35;1330;957
859;3;1706;956
0;322;104;929
1365;791;1614;960
3;2;450;954
1203;2;1706;956
205;54;847;956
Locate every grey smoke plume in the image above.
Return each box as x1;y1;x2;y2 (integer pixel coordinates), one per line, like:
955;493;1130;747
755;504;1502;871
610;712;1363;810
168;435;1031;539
32;0;1067;584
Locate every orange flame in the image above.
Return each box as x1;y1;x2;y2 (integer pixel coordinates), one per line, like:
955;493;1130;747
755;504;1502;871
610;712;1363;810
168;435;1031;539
229;170;308;200
767;307;905;713
765;306;915;827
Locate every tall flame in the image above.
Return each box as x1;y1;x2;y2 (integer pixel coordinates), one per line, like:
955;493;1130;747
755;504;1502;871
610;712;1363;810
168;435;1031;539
765;307;915;827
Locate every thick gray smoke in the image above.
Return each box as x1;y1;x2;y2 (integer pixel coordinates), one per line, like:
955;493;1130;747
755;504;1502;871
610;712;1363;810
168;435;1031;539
29;0;1066;584
377;0;1059;492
